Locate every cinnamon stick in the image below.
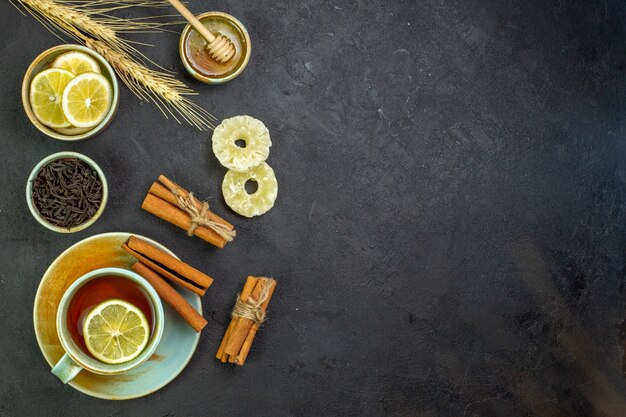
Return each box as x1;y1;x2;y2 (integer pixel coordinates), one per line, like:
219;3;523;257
142;193;226;249
122;236;213;296
159;175;235;230
131;262;207;332
216;277;257;362
141;175;234;248
224;279;269;356
241;276;260;303
235;324;259;365
235;280;277;365
219;277;276;365
149;181;234;232
128;236;213;289
218;277;257;362
216;320;236;362
148;182;182;207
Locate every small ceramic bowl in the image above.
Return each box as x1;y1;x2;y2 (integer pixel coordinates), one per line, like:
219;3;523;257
26;151;109;233
22;44;119;141
179;11;251;84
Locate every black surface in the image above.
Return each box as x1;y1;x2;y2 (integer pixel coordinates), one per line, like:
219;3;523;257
1;1;626;416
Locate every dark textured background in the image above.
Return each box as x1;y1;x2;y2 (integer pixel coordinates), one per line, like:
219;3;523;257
1;0;625;416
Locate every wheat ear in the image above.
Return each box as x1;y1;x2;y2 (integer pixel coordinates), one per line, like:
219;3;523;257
18;0;128;52
14;0;216;130
86;38;215;130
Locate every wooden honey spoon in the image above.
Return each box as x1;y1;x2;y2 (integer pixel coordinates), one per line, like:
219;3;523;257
166;0;236;63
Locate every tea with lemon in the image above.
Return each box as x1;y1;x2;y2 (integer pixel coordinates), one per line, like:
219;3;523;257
67;276;153;361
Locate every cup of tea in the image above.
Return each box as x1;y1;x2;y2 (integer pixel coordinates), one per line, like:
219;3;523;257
51;267;164;383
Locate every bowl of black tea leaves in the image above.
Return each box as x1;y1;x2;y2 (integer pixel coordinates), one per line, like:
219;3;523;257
26;152;108;233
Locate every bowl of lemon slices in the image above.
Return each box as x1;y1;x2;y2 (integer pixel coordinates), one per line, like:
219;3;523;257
22;44;119;141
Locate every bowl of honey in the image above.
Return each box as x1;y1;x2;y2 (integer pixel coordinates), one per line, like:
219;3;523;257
179;11;251;84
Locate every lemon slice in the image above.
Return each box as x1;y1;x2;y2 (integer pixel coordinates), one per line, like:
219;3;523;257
53;126;93;136
222;162;278;217
83;299;150;364
29;68;74;128
52;51;101;75
61;72;112;128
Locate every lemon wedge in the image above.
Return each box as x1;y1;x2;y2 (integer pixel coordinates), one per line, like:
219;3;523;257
83;299;150;364
61;72;112;128
29;68;74;128
52;51;101;75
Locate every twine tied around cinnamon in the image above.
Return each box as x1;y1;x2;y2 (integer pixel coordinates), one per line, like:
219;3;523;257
170;188;236;242
232;278;274;325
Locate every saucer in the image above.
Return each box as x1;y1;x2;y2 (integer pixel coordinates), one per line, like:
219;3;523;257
33;232;201;400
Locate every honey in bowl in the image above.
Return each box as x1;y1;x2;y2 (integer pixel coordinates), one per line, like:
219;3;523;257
67;276;154;358
180;12;251;84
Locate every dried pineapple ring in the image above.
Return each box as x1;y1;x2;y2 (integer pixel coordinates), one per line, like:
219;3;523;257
222;162;278;217
212;115;271;172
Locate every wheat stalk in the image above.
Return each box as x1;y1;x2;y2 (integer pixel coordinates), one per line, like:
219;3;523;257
18;0;132;52
13;0;215;130
87;38;215;129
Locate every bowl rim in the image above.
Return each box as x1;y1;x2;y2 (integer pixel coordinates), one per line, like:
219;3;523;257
178;11;251;84
22;44;119;142
25;151;109;233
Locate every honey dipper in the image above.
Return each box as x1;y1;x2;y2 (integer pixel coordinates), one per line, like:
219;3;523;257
167;0;236;63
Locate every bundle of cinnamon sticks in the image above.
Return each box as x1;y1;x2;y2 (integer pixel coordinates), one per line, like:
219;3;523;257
216;276;277;366
123;235;212;332
142;175;235;248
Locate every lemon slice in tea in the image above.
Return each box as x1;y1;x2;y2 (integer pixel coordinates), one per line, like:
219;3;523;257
52;51;101;75
83;299;150;364
29;68;74;128
61;72;112;128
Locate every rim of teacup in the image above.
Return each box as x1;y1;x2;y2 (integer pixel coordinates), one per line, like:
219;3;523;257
25;151;109;233
21;44;119;141
55;267;164;375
